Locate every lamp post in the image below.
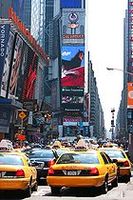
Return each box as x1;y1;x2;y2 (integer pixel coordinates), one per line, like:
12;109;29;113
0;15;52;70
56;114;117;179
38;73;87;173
111;108;115;140
107;67;133;159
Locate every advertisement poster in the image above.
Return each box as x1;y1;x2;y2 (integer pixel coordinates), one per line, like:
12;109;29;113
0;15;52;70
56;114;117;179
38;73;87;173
0;24;10;92
22;47;38;99
60;0;82;8
127;82;133;108
62;9;85;44
61;45;84;87
15;43;28;99
0;30;15;97
8;34;23;98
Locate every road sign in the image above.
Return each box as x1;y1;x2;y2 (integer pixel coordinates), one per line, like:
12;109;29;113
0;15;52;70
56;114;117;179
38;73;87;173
18;111;26;119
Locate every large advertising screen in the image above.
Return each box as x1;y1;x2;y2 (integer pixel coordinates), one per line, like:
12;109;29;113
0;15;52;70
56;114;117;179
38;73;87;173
61;45;84;87
62;9;85;44
0;24;10;92
16;42;29;99
127;82;133;109
22;47;38;99
60;0;82;8
0;29;15;97
8;34;23;98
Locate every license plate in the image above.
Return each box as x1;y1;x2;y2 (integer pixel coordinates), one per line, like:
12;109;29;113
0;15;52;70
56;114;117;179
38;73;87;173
63;170;81;176
67;171;77;176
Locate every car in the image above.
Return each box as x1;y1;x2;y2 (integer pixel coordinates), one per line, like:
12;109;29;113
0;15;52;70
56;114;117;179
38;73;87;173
47;149;118;195
28;149;58;181
99;147;131;182
0;151;38;197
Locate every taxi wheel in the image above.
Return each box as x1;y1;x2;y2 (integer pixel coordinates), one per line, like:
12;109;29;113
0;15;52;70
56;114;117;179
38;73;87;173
100;177;108;194
111;176;118;187
124;175;130;183
32;182;38;191
51;186;61;195
25;183;32;198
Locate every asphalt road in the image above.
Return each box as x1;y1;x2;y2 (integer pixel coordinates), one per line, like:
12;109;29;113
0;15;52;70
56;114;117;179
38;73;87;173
1;176;133;200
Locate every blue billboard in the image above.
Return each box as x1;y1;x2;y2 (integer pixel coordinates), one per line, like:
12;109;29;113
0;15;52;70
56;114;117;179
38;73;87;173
61;45;85;88
0;24;10;90
60;0;81;8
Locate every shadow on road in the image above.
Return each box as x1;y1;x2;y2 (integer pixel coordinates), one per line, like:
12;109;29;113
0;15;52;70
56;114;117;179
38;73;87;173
44;185;113;197
0;191;24;200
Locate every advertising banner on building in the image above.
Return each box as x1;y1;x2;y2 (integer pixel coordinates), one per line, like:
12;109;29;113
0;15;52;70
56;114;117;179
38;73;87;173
0;23;10;91
22;46;38;99
62;9;85;44
61;0;82;8
127;82;133;108
15;42;29;99
8;34;24;98
61;45;84;87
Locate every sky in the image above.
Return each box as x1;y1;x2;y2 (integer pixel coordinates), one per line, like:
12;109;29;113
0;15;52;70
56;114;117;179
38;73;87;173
86;0;127;131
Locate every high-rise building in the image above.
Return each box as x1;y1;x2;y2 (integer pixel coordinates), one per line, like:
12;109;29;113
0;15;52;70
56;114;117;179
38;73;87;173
0;0;31;30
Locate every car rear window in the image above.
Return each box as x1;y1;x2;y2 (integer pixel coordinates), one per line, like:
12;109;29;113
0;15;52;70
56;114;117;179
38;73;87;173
28;150;54;158
104;150;126;159
0;154;24;165
57;153;99;164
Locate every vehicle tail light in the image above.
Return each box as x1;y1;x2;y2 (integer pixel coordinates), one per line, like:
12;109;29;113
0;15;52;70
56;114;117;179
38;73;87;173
16;169;25;177
48;167;54;175
89;167;99;176
123;161;130;167
48;160;55;167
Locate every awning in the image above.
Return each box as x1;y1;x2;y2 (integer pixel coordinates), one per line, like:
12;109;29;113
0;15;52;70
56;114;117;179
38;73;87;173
0;97;23;109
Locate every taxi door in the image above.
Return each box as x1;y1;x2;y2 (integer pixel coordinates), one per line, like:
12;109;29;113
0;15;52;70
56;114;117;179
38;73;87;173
100;152;116;182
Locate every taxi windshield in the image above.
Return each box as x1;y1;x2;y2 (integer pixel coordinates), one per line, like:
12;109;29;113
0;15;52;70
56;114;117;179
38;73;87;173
28;150;54;158
57;153;99;164
0;154;24;165
103;150;126;159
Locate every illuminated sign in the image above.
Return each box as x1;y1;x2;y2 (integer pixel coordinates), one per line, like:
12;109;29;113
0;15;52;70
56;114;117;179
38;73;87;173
8;7;49;64
61;45;84;87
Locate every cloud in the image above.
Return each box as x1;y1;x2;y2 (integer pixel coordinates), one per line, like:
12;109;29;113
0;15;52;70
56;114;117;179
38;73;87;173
62;51;71;56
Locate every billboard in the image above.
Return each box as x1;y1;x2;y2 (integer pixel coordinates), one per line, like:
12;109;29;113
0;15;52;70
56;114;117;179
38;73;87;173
127;82;133;108
62;95;83;104
60;0;82;8
22;47;38;99
8;34;23;98
62;9;85;44
61;45;84;87
15;42;29;99
0;24;10;90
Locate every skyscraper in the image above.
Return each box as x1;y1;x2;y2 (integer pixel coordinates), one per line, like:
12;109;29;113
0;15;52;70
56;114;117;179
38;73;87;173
0;0;31;30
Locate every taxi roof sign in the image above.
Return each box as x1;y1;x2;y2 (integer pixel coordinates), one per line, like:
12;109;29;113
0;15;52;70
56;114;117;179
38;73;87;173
0;139;13;151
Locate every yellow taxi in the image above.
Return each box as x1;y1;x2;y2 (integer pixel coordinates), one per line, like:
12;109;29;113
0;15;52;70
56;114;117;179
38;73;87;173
47;149;118;195
0;151;38;197
99;147;131;182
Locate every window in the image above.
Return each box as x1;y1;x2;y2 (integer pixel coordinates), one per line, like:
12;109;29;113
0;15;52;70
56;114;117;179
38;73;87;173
100;152;109;164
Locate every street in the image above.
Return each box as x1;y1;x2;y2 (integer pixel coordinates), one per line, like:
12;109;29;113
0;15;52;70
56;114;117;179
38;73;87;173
0;175;133;200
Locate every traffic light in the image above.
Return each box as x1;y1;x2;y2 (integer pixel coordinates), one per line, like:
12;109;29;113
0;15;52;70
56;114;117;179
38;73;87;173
111;120;114;127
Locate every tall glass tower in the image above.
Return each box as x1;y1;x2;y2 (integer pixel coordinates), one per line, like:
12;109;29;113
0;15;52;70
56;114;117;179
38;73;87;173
0;0;31;30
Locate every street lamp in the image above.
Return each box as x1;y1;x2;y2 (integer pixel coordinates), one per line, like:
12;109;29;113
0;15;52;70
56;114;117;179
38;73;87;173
107;67;133;160
106;67;133;76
